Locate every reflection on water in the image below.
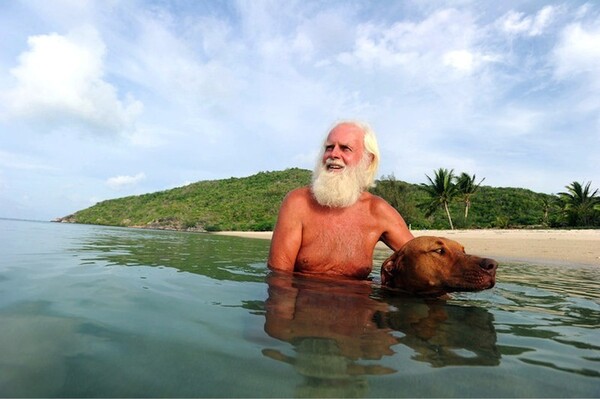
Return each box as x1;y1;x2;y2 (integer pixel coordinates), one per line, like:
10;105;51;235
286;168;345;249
0;220;599;397
374;294;500;367
73;226;270;282
262;272;502;396
262;273;394;397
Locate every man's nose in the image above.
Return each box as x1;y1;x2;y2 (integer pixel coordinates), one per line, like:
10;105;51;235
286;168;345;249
330;146;341;158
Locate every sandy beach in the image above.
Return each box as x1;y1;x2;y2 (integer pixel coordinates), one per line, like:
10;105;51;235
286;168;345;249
213;229;600;267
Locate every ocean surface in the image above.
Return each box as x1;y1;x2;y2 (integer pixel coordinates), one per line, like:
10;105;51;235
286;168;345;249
1;218;599;397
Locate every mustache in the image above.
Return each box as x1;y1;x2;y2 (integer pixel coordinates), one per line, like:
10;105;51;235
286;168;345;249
324;158;346;168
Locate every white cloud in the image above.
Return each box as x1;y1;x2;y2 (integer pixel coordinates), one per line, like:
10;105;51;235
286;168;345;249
551;17;600;125
3;26;142;134
106;172;146;189
113;14;240;109
335;9;497;79
552;20;600;82
492;107;545;137
443;50;475;73
127;126;168;148
499;6;557;36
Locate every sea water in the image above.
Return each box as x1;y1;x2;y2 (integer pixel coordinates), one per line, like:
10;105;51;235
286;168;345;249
0;218;598;397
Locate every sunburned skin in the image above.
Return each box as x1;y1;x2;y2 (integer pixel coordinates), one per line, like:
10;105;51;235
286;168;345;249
269;186;412;279
267;122;414;279
294;192;382;279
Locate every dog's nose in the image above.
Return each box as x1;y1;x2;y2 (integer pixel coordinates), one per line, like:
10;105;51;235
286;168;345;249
479;258;498;272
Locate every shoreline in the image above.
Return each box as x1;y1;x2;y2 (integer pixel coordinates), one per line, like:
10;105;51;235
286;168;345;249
212;229;600;267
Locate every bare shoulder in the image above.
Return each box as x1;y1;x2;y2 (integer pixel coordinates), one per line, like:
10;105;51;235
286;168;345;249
277;186;313;218
285;186;311;200
366;192;414;250
282;186;312;208
366;193;401;219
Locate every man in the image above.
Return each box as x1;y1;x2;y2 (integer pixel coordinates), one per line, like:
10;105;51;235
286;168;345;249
268;121;414;279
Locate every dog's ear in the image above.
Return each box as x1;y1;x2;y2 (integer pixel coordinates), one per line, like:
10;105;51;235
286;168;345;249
381;251;404;287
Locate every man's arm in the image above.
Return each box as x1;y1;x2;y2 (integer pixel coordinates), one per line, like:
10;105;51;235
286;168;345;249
267;189;305;272
375;197;414;251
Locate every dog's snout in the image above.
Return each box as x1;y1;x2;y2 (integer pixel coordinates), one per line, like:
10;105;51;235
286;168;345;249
480;258;498;272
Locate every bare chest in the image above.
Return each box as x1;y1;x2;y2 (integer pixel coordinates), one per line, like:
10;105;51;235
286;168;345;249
295;211;382;278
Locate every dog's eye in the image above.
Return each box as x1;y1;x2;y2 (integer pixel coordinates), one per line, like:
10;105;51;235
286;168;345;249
433;248;445;255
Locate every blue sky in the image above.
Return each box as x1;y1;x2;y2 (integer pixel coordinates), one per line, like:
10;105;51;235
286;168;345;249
1;1;599;221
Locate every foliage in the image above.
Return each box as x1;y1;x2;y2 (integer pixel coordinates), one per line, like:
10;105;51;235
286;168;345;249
58;169;599;231
557;181;600;227
61;168;311;231
370;174;420;225
374;176;567;230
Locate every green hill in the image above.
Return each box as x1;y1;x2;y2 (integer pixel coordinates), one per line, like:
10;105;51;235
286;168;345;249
57;168;311;231
56;168;589;231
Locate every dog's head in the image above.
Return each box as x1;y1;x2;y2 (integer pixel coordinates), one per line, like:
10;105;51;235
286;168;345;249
381;236;498;297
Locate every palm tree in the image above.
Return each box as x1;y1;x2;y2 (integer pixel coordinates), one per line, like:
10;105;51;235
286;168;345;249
421;168;457;229
454;173;485;220
541;197;552;226
558;181;599;226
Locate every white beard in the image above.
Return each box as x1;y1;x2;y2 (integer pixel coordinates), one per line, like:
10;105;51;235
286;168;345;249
311;155;371;208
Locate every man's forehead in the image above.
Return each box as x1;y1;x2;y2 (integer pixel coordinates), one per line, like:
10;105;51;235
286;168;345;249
325;123;365;144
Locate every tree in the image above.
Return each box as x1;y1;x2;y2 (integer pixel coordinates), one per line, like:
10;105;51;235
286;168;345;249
558;181;599;226
541;197;552;226
373;174;404;210
421;168;457;229
372;174;419;226
454;172;485;220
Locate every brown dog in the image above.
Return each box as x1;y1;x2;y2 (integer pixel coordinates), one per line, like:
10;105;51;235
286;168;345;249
381;236;498;297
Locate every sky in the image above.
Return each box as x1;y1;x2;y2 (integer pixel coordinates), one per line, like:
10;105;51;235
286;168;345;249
1;0;599;221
